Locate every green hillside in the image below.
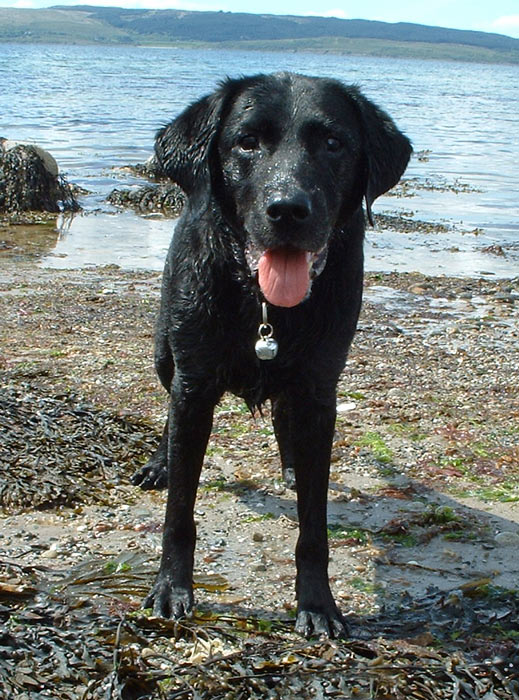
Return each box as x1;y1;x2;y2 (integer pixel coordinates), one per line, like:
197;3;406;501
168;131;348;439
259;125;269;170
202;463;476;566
0;8;135;44
1;6;518;64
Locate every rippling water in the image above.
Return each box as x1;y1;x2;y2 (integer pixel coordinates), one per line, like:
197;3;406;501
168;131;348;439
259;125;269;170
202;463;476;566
1;43;518;276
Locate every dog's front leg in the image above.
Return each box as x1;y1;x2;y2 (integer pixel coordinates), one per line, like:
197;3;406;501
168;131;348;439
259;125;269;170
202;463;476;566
144;382;216;619
288;393;347;638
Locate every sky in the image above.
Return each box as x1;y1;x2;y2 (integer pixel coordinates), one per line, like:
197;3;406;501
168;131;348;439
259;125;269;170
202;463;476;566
1;0;519;39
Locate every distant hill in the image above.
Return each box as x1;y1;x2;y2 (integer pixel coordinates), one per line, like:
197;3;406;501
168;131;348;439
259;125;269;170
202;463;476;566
1;5;519;64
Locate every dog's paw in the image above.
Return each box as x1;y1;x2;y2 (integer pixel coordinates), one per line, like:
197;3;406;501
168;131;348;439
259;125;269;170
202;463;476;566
295;606;348;639
131;460;167;490
143;580;194;619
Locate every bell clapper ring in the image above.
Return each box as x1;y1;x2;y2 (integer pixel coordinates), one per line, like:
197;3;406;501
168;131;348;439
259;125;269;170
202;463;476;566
255;302;279;360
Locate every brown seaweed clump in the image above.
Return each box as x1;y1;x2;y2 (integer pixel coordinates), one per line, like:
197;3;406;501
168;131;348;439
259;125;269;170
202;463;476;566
0;139;80;217
1;554;519;700
0;382;158;513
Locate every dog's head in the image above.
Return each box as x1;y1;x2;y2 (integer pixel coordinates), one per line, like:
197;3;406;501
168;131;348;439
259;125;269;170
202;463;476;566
156;73;412;307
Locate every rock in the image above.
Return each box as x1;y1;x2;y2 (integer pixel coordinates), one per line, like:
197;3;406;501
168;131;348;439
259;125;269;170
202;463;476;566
41;545;59;559
337;401;356;412
481;244;506;257
386;387;403;399
1;138;59;176
141;647;156;659
495;531;519;547
0;137;79;214
494;293;515;305
107;182;185;216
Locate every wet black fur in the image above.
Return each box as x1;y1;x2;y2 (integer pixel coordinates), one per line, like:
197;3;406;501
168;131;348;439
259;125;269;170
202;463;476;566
132;72;412;638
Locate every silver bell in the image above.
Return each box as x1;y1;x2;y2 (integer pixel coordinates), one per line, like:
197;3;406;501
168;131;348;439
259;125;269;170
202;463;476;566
255;335;278;360
255;303;279;360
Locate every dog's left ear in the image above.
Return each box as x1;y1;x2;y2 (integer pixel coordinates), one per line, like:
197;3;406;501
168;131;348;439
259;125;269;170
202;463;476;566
352;92;412;225
155;91;225;196
155;76;259;198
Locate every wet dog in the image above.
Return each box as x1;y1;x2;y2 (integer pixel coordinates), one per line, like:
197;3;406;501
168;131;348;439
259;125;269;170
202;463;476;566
132;72;411;637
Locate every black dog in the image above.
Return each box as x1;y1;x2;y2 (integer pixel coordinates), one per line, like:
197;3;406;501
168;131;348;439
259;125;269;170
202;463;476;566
132;72;411;637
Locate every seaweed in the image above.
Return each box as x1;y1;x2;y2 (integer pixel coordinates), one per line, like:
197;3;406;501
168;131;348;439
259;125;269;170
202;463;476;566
1;554;519;699
0;382;158;513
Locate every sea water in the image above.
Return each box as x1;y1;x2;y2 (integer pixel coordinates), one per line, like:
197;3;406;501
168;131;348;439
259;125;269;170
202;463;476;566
1;43;517;276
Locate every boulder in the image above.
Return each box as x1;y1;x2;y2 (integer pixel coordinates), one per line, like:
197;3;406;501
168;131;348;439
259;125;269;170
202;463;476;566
0;138;79;215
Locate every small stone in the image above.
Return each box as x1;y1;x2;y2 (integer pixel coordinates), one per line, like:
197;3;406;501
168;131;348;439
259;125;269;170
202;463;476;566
252;532;264;542
495;531;519;546
442;548;462;562
337;401;356;412
386;387;403;399
41;547;58;559
494;293;515;304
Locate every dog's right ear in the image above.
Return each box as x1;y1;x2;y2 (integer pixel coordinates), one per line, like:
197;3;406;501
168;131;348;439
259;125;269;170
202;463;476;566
155;91;225;196
353;93;412;227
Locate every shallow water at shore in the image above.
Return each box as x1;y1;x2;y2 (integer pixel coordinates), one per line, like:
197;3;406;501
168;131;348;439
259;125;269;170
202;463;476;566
1;44;518;277
21;207;514;278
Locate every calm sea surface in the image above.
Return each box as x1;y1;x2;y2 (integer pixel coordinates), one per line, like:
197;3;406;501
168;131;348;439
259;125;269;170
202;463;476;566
1;43;518;277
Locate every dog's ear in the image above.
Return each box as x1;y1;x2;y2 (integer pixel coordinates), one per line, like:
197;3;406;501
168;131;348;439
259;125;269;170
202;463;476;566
352;92;412;225
155;90;226;196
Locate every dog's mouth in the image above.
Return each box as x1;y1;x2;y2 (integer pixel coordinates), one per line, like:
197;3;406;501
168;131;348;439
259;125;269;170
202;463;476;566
246;245;328;308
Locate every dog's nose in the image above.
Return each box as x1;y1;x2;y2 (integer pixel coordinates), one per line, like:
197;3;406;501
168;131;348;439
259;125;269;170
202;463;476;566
266;192;312;224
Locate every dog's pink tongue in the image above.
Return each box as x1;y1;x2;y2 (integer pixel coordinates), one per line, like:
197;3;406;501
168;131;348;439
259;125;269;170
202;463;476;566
258;248;310;308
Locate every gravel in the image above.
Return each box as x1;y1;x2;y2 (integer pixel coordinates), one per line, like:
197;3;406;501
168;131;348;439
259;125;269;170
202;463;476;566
1;257;518;698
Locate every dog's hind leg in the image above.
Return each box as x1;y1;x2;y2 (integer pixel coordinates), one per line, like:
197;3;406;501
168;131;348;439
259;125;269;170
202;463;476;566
131;323;174;490
131;419;169;489
272;395;296;489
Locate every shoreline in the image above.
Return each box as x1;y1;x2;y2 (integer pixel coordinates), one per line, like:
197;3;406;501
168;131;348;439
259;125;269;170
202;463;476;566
2;207;518;280
1;30;518;66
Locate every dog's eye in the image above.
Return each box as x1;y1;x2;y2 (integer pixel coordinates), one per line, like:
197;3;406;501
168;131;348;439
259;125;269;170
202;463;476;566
238;134;260;151
326;136;342;153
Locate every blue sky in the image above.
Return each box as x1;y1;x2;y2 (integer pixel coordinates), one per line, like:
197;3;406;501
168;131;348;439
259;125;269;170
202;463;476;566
2;0;519;38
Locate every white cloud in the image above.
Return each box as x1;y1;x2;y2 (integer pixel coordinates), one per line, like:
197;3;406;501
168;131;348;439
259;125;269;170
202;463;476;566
23;0;229;8
302;8;351;19
491;14;519;37
321;8;349;19
133;0;229;8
